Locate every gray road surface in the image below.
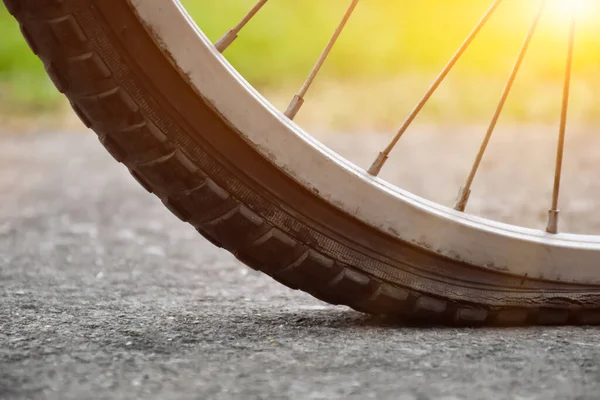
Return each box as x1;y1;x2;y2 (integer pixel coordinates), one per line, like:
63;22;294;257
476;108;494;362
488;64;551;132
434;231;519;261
1;130;600;400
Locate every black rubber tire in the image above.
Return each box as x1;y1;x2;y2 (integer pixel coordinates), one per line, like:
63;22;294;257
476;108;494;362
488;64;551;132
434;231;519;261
6;0;600;325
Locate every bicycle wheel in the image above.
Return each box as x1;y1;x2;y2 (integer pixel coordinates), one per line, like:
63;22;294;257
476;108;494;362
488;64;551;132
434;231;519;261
5;0;600;325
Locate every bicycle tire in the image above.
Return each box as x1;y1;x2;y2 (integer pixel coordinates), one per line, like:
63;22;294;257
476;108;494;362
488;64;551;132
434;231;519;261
5;0;600;325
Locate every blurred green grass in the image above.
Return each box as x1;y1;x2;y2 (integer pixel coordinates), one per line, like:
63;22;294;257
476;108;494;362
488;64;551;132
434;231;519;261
0;7;62;115
2;0;600;125
188;0;600;83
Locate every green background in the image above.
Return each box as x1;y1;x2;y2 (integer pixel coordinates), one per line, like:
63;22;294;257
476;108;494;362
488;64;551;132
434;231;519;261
1;0;599;124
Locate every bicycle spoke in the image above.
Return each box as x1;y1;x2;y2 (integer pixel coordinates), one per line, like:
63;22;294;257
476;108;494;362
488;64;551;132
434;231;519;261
547;13;577;234
215;0;268;53
285;0;360;120
454;0;547;212
367;0;505;176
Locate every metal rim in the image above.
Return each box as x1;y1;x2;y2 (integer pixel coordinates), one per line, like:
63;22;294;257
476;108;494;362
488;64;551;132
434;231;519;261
130;0;600;284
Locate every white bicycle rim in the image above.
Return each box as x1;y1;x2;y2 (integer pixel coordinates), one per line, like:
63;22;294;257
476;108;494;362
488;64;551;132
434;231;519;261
130;0;600;284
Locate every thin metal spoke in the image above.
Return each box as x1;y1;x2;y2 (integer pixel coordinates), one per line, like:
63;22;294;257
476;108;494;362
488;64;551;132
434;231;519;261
367;0;505;176
547;13;577;234
285;0;360;120
454;0;547;212
215;0;268;53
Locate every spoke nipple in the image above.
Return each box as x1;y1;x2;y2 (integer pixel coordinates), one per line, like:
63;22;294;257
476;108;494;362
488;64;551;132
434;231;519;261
215;29;238;53
454;187;472;212
367;152;388;176
284;95;304;120
546;209;560;234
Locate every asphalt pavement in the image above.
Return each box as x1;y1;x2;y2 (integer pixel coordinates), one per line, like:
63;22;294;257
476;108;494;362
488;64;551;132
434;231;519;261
1;130;600;400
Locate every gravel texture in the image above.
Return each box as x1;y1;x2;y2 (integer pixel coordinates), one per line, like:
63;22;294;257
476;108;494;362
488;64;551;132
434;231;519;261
1;130;600;400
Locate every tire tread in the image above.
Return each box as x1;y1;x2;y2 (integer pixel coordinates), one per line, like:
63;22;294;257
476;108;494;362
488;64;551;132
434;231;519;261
6;0;600;326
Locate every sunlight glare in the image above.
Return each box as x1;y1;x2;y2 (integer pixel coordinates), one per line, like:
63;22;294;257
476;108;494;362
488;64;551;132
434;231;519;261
548;0;596;20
